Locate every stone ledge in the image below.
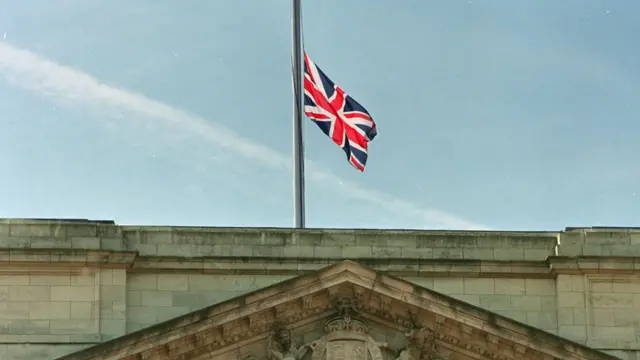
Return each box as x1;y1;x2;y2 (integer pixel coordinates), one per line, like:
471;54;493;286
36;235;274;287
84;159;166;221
130;256;553;278
0;249;137;268
127;243;554;261
0;267;93;276
122;227;559;249
2;249;639;276
0;333;101;344
588;339;640;352
549;256;640;274
0;219;121;239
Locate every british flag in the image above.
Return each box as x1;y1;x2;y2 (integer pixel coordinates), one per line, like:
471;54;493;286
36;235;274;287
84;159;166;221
303;52;377;172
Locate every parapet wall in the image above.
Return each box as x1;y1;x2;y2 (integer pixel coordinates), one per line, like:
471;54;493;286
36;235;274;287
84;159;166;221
1;219;639;259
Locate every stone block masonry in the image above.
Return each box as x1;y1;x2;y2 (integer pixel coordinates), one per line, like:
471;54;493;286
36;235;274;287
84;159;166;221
125;273;290;333
0;219;639;359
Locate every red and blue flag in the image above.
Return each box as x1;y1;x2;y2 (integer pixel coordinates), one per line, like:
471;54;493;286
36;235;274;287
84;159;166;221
303;53;377;172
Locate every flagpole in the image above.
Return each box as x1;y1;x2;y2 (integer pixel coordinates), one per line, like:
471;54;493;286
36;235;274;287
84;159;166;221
292;0;306;228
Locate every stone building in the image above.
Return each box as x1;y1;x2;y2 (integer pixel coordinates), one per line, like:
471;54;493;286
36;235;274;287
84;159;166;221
0;219;638;359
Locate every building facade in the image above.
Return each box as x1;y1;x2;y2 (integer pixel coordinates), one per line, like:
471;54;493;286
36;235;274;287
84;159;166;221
0;219;638;359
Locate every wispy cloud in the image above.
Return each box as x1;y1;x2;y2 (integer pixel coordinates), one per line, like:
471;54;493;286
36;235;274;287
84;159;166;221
0;41;488;230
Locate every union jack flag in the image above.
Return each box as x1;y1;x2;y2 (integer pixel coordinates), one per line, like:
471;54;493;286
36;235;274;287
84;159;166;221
303;52;377;172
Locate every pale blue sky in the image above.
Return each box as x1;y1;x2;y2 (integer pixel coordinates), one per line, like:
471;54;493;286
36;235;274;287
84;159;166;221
0;1;638;230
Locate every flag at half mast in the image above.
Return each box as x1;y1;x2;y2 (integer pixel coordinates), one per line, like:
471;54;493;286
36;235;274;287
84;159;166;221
303;52;377;172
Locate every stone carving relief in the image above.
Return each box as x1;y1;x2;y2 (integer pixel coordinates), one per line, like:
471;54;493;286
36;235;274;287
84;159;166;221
394;325;440;360
266;298;447;360
268;324;318;360
308;297;387;360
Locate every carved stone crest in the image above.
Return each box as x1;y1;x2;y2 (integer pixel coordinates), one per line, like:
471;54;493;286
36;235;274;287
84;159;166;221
310;298;386;360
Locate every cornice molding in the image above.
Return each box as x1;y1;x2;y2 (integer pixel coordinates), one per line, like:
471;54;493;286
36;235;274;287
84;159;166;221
549;256;640;275
0;248;137;268
130;256;552;278
3;249;640;277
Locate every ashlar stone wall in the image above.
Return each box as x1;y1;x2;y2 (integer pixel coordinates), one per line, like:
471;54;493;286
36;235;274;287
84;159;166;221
125;274;289;333
0;219;639;360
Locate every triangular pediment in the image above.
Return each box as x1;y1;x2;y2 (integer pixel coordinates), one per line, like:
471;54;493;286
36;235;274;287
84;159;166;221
56;261;616;360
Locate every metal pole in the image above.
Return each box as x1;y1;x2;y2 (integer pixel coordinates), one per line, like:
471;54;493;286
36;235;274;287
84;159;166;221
292;0;306;228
